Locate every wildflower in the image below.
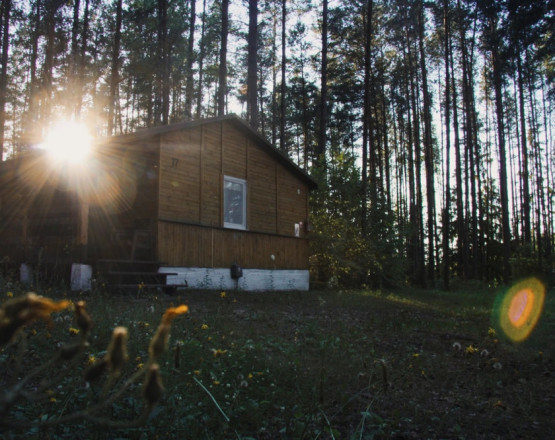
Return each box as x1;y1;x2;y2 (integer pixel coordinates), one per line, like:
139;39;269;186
84;358;108;383
173;343;181;369
452;342;462;351
480;349;490;357
412;353;420;358
220;291;226;299
492;362;503;370
0;293;70;346
137;363;144;370
87;355;96;365
74;301;92;338
143;363;164;409
50;397;57;403
6;292;13;298
193;370;201;375
161;305;188;325
60;341;88;360
494;400;505;409
211;348;228;357
149;324;170;360
248;373;253;379
488;327;497;337
69;327;80;336
106;327;129;375
213;380;220;386
201;324;209;330
465;345;479;355
240;380;249;388
149;305;188;361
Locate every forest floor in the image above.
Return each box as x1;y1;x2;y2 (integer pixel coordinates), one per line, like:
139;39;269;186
1;282;554;439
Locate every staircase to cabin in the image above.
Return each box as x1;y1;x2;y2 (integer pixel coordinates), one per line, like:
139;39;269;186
96;259;185;294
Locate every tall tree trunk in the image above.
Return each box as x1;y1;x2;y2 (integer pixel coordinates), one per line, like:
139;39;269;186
247;0;258;129
77;0;90;116
0;0;11;161
69;0;80;117
156;0;169;124
442;0;451;290
25;0;42;145
108;0;123;135
487;13;512;281
196;0;206;118
418;0;436;282
527;65;545;273
217;0;229;116
317;0;328;167
516;52;531;244
40;0;61;126
361;0;374;235
271;11;278;145
380;61;391;209
279;0;286;152
184;0;196;119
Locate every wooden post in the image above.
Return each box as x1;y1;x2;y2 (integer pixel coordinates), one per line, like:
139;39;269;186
78;202;89;261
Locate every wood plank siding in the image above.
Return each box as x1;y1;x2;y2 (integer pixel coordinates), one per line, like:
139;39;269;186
158;221;309;270
157;118;313;270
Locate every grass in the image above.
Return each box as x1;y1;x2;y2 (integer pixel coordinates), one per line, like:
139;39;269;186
1;281;554;439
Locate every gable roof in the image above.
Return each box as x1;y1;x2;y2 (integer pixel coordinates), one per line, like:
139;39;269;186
106;114;318;190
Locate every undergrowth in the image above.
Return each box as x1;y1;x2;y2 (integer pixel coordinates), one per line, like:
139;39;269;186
0;279;553;439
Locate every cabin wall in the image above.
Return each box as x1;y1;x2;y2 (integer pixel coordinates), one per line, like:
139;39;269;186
88;144;159;261
0;161;29;262
0;155;86;265
158;221;308;269
158;120;310;270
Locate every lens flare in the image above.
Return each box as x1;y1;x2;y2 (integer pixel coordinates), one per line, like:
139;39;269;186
38;119;92;164
494;278;545;342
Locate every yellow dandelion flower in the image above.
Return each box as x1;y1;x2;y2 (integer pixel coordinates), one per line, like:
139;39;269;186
412;353;420;358
69;327;80;336
201;324;209;330
6;292;13;298
465;345;478;355
137;363;144;370
213;380;220;386
211;348;228;357
248;373;253;379
220;291;226;299
193;370;201;375
488;327;497;337
87;355;96;365
50;397;57;403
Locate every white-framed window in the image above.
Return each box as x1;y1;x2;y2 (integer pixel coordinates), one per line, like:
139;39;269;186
223;175;247;230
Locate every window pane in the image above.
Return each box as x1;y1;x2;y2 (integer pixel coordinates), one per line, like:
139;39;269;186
224;179;245;227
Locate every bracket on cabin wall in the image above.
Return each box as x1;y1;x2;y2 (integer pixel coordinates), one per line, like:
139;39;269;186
230;263;243;280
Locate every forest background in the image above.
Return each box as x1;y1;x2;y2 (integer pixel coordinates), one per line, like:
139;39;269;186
0;0;553;290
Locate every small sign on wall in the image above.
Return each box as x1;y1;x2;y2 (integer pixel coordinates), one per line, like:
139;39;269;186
295;223;300;237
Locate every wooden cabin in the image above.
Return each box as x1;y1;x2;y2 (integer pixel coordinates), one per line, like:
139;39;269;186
0;115;317;291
